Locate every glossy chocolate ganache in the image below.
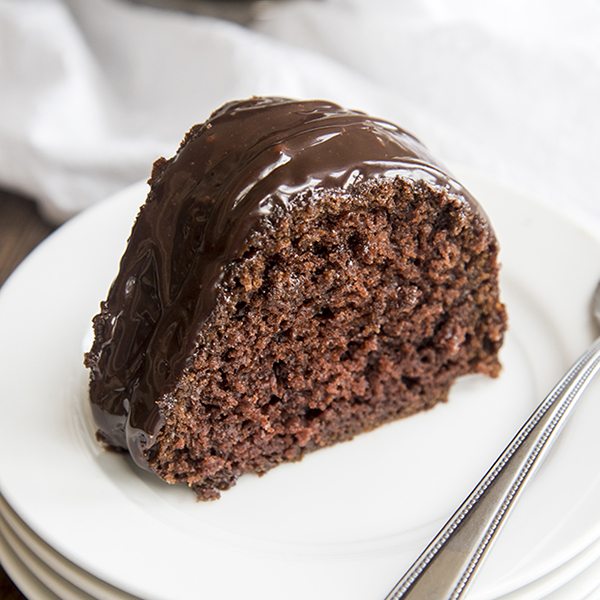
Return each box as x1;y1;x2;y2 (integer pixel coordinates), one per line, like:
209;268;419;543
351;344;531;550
85;96;486;469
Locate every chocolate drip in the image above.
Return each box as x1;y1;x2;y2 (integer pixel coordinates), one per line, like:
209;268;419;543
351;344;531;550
86;97;480;468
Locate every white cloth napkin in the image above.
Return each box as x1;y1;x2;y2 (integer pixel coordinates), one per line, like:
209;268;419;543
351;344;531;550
0;0;599;227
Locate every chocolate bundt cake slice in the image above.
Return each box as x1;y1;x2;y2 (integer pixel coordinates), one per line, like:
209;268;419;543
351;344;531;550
85;97;507;500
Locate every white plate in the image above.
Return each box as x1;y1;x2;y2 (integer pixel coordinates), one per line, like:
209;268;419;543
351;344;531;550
0;495;137;600
0;511;94;600
2;487;600;600
549;569;600;600
0;529;60;600
1;170;600;600
498;537;600;599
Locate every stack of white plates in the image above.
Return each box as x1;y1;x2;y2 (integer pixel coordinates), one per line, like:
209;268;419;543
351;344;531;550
1;170;600;600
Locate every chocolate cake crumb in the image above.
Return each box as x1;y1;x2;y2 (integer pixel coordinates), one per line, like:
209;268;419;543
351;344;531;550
152;178;504;499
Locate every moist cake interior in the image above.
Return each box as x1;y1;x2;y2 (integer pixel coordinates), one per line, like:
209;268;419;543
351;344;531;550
148;178;504;499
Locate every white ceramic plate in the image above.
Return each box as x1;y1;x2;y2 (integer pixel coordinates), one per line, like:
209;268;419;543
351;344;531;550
0;530;60;600
547;568;600;599
0;495;137;600
498;537;600;599
1;170;600;600
0;511;94;600
2;487;600;600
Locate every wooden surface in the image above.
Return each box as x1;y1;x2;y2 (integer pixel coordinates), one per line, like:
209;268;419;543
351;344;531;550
0;189;55;599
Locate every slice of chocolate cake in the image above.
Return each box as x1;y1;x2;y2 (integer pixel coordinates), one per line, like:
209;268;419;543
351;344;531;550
85;97;507;500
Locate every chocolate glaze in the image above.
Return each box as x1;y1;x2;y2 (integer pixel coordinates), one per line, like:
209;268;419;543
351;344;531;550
86;97;482;469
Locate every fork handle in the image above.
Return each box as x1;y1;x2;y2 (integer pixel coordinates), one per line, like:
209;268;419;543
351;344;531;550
385;336;600;600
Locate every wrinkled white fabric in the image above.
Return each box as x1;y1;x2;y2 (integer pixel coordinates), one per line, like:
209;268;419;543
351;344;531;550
0;0;599;225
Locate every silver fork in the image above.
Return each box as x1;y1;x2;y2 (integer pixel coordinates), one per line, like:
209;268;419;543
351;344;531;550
385;282;600;599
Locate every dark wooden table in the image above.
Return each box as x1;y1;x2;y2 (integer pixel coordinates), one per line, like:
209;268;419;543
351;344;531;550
0;188;55;599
